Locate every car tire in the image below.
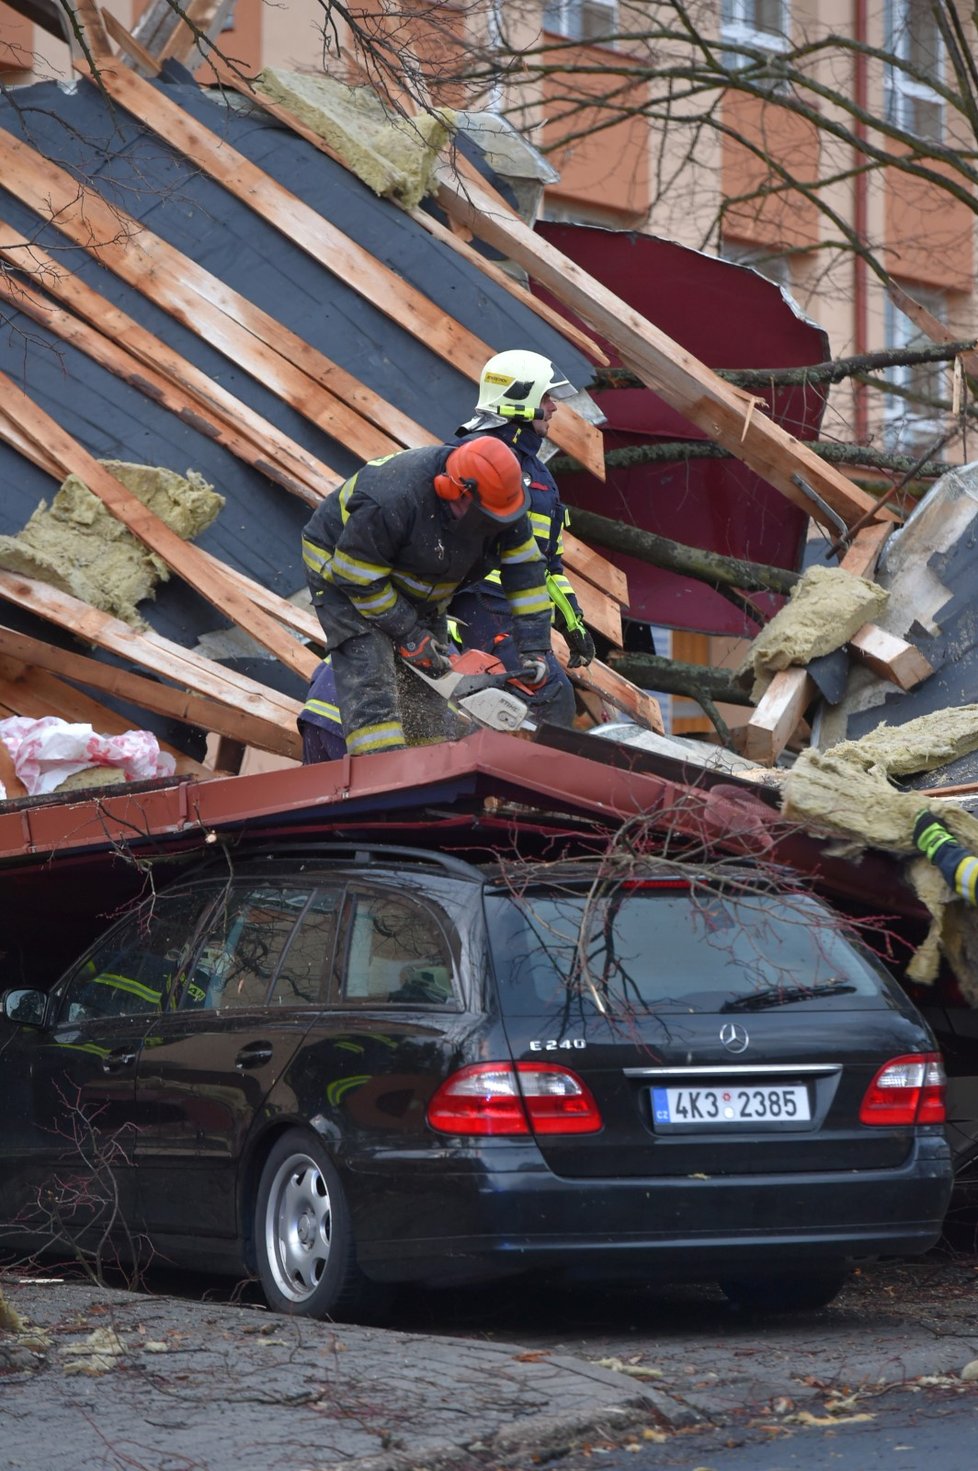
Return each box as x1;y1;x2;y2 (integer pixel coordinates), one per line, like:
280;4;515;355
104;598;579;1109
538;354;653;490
718;1269;850;1313
254;1130;373;1320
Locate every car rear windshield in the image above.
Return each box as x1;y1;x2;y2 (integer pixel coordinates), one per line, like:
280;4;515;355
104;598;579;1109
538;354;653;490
486;885;889;1017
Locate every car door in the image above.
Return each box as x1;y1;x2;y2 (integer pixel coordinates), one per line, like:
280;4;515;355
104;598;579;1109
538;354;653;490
0;888;212;1254
133;881;343;1240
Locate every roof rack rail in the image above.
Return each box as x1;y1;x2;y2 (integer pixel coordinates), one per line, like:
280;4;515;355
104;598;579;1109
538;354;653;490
178;840;484;883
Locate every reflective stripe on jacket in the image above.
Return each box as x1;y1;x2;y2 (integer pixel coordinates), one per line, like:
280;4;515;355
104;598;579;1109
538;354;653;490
302;445;550;650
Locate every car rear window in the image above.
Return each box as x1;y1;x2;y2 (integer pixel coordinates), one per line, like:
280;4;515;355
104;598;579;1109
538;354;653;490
487;885;889;1017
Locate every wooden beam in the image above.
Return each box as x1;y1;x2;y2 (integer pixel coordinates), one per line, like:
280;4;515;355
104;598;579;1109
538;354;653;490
71;0;113;57
0;657;214;776
0;403;325;657
848;624;934;690
0;375;319;682
742;669;815;766
202;59;606;481
434;163;893;534
0;626;302;759
406;204;610;368
741;524;897;764
552;637;664;733
100;8;161;73
563;530;629;605
0;263;339;508
0;569;303;726
0;129;422;463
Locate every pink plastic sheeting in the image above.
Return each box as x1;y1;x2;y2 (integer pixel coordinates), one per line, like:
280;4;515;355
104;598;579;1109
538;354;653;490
0;716;176;797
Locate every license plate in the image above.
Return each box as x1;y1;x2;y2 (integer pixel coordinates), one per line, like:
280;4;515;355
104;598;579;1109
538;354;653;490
652;1084;810;1126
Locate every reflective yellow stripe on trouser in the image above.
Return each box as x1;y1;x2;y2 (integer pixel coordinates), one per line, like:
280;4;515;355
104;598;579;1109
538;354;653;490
346;720;406;755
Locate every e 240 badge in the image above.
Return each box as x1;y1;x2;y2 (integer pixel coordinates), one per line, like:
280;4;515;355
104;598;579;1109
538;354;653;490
528;1038;586;1051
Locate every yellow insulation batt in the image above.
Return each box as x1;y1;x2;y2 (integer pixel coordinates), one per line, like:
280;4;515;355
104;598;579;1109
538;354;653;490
255;69;455;209
0;462;223;629
743;565;889;701
782;722;978;996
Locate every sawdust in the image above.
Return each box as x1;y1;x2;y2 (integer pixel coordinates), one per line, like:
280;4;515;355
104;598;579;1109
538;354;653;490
255;68;454;209
0;462;223;629
744;565;889;700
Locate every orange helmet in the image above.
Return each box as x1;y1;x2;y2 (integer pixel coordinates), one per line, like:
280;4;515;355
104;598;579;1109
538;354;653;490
434;437;528;524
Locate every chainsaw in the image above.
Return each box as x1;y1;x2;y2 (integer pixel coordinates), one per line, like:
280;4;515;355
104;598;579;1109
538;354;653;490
404;646;537;732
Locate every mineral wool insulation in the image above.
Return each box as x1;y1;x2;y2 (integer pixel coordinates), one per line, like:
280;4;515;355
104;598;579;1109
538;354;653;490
743;564;889;701
782;708;978;995
255;68;455;210
0;462;224;628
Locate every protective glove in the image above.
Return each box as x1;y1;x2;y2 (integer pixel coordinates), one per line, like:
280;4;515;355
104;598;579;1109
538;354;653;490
398;631;453;677
913;809;956;862
517;654;550;691
564;624;596;669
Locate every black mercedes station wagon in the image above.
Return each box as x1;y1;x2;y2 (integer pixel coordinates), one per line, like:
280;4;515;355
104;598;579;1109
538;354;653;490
0;845;953;1319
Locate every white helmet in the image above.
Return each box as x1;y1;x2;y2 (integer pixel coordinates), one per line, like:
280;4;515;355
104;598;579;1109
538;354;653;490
476;349;574;422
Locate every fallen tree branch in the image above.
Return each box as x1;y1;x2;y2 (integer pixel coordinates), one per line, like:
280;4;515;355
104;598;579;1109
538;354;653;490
565;506;799;595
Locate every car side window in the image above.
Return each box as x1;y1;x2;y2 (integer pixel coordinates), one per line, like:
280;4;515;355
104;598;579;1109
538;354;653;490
183;885;317;1011
61;890;215;1023
343;890;455;1005
269;887;342;1006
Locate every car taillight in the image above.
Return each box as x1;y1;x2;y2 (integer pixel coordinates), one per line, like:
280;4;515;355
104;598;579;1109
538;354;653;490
427;1062;603;1136
859;1053;947;1126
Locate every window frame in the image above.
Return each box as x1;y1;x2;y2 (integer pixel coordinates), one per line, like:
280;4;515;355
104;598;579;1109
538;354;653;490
542;0;619;44
336;883;461;1010
720;0;791;58
884;287;950;453
885;0;944;142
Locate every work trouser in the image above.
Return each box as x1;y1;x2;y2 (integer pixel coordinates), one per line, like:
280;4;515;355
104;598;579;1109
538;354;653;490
310;583;455;756
450;587;576;728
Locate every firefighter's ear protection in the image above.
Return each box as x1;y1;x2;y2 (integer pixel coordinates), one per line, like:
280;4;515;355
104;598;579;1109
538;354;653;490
433;471;476;504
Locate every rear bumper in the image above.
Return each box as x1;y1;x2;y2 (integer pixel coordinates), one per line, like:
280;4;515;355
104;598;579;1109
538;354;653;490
351;1134;953;1285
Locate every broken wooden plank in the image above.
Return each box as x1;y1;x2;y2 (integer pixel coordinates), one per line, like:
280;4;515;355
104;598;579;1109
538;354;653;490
0;659;216;777
563;530;629;605
566;577;622;646
552;639;664;733
434;163;893;535
406;204;609;368
202;59;606;481
742;669;815;766
71;0;113;57
0;239;341;505
848;624;934;691
0;569;303;725
100;7;161;73
741;524;898;764
0;130;419;463
0;626;302;759
0;375;319;682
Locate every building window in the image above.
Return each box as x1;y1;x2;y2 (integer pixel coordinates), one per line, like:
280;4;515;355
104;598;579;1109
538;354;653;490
886;0;943;141
721;0;790;58
543;0;618;43
884;288;949;453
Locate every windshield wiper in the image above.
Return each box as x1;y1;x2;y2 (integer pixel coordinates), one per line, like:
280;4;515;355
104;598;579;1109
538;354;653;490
720;982;859;1012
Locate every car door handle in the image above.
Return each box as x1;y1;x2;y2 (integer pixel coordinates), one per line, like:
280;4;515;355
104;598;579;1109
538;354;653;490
101;1047;138;1073
235;1042;273;1070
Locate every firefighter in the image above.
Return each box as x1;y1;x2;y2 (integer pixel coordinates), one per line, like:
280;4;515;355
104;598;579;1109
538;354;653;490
301;438;552;756
297;657;346;764
913;809;978;905
448;349;596;727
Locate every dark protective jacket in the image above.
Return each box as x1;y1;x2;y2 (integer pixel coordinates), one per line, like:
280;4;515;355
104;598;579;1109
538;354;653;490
452;419;585;634
302;446;551;652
